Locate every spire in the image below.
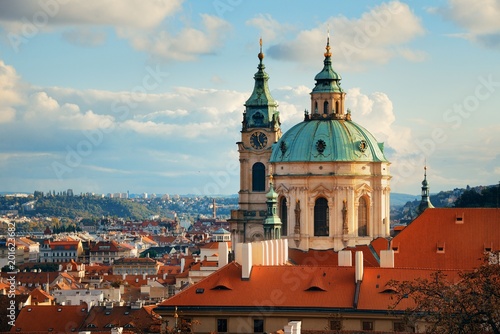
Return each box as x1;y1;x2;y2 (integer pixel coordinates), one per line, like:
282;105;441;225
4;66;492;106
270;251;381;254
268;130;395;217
258;37;264;62
309;30;346;120
264;166;281;240
313;33;342;93
324;28;332;58
418;164;434;214
244;38;279;129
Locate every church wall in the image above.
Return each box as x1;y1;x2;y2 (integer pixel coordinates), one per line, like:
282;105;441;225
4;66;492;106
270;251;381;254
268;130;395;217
273;161;390;251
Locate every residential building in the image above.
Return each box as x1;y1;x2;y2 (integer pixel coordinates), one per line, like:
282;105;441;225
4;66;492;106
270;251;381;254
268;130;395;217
52;289;104;308
16;237;40;262
39;239;84;263
112;257;163;275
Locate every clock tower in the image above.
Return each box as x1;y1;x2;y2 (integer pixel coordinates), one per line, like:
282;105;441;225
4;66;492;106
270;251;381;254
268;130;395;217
229;40;281;243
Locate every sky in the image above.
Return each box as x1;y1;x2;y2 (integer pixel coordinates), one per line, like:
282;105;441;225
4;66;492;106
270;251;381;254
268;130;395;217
0;0;500;196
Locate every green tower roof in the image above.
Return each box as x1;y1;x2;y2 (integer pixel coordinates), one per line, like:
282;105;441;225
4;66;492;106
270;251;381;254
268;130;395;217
312;37;343;94
270;119;387;163
245;40;278;108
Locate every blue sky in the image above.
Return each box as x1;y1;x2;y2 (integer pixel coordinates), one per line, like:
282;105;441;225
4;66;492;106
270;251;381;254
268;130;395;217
0;0;499;196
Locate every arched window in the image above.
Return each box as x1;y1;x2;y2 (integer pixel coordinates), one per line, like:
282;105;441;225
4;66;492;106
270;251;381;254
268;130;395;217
358;197;368;236
252;162;266;192
314;101;318;114
323;101;329;114
280;197;288;236
314;197;329;236
335;100;340;114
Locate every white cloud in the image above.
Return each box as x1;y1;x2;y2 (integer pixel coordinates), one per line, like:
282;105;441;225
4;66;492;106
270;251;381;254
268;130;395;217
0;60;24;123
0;0;183;31
246;13;295;42
123;14;231;61
266;1;425;70
436;0;500;49
0;1;231;61
346;87;412;155
23;91;115;131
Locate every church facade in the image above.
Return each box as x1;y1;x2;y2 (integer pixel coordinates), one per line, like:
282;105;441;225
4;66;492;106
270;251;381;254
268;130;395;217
230;39;391;251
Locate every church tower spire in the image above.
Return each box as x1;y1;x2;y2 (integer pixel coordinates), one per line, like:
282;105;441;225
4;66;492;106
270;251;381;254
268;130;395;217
243;38;280;130
264;170;282;240
229;39;282;243
309;32;346;120
418;165;434;214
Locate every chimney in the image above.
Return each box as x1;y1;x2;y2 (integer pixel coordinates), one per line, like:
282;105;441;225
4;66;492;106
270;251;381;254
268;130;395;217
380;250;395;268
241;243;252;280
273;239;280;265
234;243;243;264
338;250;352;267
283;238;288;264
180;257;185;273
218;242;229;267
355;251;363;282
284;321;301;334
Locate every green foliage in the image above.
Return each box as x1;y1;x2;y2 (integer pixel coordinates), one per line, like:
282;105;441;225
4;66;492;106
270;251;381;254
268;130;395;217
454;185;500;208
23;196;158;220
387;255;500;334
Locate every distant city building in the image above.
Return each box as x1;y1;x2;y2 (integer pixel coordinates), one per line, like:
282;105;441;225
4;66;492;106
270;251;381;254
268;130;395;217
39;239;84;263
112;257;163;275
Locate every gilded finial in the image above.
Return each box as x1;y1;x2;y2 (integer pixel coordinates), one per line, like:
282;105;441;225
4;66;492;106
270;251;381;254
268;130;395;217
269;165;273;183
258;37;264;61
324;27;332;57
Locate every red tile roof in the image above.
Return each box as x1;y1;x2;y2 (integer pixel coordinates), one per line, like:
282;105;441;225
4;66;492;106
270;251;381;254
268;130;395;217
90;240;120;252
28;288;54;304
80;305;161;332
392;208;500;270
12;305;88;332
160;262;355;309
360;267;462;311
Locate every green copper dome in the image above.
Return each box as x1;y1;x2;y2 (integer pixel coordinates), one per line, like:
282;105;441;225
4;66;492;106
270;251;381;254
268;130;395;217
270;119;387;163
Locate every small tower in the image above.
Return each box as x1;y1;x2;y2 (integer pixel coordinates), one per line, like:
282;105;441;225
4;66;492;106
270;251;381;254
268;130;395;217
418;165;434;214
263;173;282;240
229;39;282;243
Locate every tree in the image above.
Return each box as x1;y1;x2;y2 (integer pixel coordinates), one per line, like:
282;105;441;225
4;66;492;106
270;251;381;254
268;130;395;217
387;255;500;334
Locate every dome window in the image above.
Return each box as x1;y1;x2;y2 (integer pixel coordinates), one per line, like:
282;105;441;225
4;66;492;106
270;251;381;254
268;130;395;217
316;140;327;154
359;140;367;152
279;141;287;156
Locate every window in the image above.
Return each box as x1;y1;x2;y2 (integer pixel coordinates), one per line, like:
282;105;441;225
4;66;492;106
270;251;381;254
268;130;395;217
330;320;341;330
323;101;329;114
393;322;405;332
362;321;373;331
252;163;266;192
358;197;368;236
253;319;264;333
314;197;329;236
217;319;228;333
280;197;288;236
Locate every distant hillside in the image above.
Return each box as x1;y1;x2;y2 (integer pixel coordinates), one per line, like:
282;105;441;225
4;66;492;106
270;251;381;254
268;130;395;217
390;193;419;207
391;184;499;224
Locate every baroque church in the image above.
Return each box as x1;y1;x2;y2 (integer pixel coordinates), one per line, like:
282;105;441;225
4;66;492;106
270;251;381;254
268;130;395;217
229;38;391;251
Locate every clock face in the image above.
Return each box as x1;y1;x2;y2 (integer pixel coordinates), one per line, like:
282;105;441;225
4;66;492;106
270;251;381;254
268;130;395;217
250;131;268;150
